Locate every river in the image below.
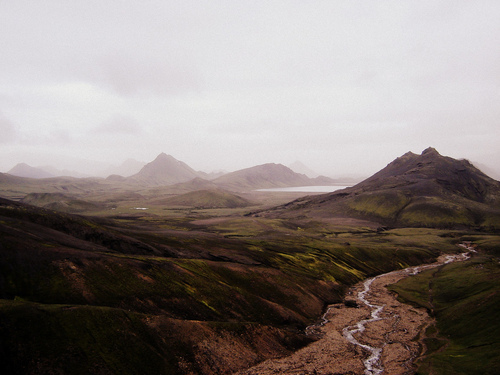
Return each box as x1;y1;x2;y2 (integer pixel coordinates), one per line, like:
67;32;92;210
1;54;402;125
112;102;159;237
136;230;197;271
238;245;475;375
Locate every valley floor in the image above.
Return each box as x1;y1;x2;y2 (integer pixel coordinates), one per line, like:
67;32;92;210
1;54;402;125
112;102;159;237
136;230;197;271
237;253;470;375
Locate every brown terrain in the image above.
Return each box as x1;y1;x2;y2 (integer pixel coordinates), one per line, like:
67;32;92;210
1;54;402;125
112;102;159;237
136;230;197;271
237;252;470;375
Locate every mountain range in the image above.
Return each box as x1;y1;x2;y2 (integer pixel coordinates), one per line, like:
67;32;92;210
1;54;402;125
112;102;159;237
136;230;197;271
5;153;338;190
0;147;499;374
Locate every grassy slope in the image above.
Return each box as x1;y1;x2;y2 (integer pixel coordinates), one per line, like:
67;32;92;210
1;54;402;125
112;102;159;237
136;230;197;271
389;236;500;375
0;198;495;374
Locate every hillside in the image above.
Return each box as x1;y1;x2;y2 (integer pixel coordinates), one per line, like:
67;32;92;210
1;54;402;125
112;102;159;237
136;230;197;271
0;195;462;374
20;192;106;213
261;148;500;230
154;189;253;209
213;163;334;191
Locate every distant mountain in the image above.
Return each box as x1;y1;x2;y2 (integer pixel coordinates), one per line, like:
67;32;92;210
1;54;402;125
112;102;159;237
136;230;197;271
7;163;54;179
38;166;90;178
473;161;500;181
261;148;500;230
105;158;146;178
127;153;203;186
212;163;335;191
289;161;320;178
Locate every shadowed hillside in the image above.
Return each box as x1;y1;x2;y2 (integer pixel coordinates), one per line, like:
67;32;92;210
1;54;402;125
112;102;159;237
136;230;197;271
259;148;500;230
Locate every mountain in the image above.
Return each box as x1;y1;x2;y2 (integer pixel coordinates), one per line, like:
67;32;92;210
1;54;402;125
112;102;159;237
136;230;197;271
261;148;500;230
289;161;320;178
105;158;146;178
127;153;203;186
7;163;54;179
473;161;500;181
38;165;90;178
213;163;335;191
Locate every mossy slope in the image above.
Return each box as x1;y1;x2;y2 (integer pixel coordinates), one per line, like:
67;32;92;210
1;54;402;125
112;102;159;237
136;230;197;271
389;238;500;374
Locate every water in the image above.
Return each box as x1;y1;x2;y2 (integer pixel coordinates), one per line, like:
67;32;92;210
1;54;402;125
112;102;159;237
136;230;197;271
342;277;385;375
256;185;350;193
308;244;476;374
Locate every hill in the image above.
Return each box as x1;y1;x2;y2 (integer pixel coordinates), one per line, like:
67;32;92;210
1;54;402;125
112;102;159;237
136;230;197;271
127;153;203;186
213;163;335;191
154;189;253;208
20;192;106;213
260;148;500;230
7;163;54;179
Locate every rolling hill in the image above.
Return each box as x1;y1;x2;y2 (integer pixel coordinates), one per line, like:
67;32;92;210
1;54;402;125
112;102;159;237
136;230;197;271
261;148;500;230
154;189;253;208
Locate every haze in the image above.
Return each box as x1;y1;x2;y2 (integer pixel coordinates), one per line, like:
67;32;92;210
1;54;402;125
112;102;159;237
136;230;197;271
1;1;499;179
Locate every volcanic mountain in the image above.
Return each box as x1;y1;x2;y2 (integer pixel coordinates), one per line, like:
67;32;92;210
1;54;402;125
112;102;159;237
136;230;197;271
212;163;335;191
262;148;500;230
127;153;204;186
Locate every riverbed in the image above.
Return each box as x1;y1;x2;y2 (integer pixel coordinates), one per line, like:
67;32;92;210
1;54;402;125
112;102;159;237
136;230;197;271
237;247;474;375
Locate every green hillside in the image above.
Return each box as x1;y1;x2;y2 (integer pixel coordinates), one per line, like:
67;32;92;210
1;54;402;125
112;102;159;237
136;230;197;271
389;237;500;374
0;197;468;374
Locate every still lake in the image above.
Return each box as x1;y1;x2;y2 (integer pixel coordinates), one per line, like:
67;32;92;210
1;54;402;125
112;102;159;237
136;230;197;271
256;185;351;193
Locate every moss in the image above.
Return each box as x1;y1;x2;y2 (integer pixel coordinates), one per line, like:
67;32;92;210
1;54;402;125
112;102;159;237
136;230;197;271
391;252;500;375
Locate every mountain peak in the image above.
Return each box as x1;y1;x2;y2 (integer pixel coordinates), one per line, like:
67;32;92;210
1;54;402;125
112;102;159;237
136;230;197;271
155;153;175;161
128;154;201;186
8;163;54;179
421;147;440;156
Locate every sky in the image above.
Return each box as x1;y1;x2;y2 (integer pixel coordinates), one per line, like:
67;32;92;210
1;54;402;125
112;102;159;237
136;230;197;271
1;1;499;178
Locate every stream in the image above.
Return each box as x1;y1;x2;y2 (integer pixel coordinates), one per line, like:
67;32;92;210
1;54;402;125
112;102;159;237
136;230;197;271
338;245;475;375
240;245;476;375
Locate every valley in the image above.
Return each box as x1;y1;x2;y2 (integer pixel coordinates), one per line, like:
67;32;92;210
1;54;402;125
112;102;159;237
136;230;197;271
0;149;499;374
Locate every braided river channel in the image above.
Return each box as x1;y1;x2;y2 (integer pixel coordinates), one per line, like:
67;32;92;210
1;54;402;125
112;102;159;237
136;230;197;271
239;244;475;375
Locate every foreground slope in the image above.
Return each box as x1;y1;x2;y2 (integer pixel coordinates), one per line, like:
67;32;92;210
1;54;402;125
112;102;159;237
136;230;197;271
0;196;460;374
262;148;500;230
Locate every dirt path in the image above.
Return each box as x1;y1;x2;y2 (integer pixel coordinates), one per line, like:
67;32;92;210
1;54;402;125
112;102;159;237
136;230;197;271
236;251;473;375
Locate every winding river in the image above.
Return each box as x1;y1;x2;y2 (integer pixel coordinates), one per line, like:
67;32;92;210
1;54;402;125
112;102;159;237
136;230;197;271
239;245;475;375
340;245;475;375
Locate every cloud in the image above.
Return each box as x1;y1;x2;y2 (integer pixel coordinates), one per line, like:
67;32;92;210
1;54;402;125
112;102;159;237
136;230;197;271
97;53;203;97
94;115;143;135
0;112;17;143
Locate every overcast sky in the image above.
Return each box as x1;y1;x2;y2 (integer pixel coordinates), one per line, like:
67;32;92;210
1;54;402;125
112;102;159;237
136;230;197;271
1;1;499;178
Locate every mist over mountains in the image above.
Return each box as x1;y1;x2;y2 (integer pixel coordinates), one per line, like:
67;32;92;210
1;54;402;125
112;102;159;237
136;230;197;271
5;152;339;190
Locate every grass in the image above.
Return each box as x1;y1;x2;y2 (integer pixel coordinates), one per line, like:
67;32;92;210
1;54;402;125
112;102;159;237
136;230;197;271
389;239;500;375
2;196;498;374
